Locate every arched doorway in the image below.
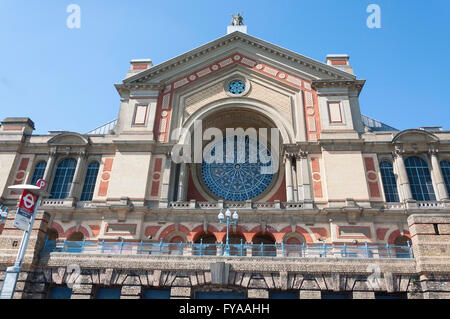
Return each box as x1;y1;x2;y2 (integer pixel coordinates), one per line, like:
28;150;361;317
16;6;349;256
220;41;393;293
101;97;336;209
393;236;412;258
47;228;59;241
193;233;217;256
66;231;84;253
283;234;306;257
252;233;276;257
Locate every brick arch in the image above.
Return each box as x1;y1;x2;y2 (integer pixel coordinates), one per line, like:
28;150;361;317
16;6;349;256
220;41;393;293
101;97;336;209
144;226;161;239
190;224;219;242
49;222;65;238
65;226;90;240
217;225;251;242
279;225;314;243
251;231;276;243
388;230;411;245
158;224;190;241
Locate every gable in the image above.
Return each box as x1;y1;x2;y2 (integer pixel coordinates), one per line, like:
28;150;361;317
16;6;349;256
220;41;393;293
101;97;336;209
123;32;356;86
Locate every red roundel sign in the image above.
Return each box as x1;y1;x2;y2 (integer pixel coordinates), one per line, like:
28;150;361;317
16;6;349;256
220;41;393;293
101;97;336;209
36;179;47;190
18;190;38;214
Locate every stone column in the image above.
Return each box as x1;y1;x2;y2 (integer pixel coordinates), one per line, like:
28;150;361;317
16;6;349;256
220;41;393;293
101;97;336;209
284;152;294;202
297;151;312;202
159;153;172;208
393;146;413;202
429;147;449;201
68;150;87;200
42;148;57;186
177;162;188;202
292;161;299;202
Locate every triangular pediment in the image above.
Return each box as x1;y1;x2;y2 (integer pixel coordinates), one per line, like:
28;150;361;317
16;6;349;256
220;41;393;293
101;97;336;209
123;31;356;86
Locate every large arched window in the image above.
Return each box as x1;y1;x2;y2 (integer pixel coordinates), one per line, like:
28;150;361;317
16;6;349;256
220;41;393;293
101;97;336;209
50;158;77;199
404;156;436;201
30;161;47;185
441;160;450;194
80;161;100;201
379;161;400;202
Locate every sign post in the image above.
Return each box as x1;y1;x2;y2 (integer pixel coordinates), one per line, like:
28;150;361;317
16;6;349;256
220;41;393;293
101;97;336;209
0;180;48;299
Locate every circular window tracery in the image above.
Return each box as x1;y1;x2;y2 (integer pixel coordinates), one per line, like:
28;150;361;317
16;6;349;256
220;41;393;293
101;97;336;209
227;80;246;95
201;136;274;201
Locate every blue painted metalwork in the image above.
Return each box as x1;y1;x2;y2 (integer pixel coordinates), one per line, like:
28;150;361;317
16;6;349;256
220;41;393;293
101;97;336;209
80;161;100;201
218;209;238;256
441;160;450;194
202;136;274;201
41;240;413;259
50;158;77;199
227;80;246;95
30;161;47;186
379;161;400;202
143;289;171;299
96;287;121;299
270;291;298;299
404;156;436;201
49;286;73;299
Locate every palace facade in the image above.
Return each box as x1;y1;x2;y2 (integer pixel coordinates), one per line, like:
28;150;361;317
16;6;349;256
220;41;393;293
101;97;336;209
0;23;449;299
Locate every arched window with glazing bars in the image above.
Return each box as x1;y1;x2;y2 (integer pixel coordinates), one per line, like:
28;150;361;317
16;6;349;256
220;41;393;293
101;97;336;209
404;156;436;201
441;160;450;195
379;161;400;202
50;158;77;199
30;161;47;185
80;161;100;201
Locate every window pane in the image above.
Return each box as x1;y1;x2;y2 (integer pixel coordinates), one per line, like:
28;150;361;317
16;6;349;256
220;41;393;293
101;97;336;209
441;160;450;195
80;162;100;201
405;157;436;201
379;161;400;202
50;158;77;199
30;161;47;186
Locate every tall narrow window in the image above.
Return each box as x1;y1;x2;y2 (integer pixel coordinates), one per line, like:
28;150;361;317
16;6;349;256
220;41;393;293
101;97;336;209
30;161;47;185
50;158;77;199
80;161;99;201
441;160;450;194
379;161;400;202
404;156;436;201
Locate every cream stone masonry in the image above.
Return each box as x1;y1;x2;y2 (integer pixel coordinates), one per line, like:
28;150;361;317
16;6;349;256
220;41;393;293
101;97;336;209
0;27;449;299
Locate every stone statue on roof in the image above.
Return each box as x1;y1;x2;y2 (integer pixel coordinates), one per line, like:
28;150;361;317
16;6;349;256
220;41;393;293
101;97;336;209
231;13;244;26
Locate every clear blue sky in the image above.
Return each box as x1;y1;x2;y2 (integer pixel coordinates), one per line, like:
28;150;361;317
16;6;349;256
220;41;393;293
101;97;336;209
1;0;449;134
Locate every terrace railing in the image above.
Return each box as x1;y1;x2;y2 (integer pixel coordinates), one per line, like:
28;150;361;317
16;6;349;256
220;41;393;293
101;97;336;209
41;239;413;259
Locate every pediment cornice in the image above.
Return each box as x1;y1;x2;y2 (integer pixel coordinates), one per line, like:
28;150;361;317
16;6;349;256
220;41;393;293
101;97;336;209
123;32;356;85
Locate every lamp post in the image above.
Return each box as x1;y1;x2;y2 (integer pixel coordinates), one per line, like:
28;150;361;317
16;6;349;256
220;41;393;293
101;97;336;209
218;208;239;256
0;181;48;299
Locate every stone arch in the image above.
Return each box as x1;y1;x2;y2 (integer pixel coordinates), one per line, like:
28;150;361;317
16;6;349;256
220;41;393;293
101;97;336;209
157;224;190;241
279;225;314;243
392;129;439;144
47;132;90;146
65;225;90;240
178;99;294;145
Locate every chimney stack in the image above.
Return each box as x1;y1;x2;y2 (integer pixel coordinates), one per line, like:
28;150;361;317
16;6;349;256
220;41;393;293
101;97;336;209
326;54;354;74
126;59;153;78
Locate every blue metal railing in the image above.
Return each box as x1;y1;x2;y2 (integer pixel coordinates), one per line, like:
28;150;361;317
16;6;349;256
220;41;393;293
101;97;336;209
41;239;413;259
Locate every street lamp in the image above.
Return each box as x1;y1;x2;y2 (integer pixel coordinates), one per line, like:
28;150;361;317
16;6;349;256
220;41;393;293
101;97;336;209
0;182;49;299
218;208;239;256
